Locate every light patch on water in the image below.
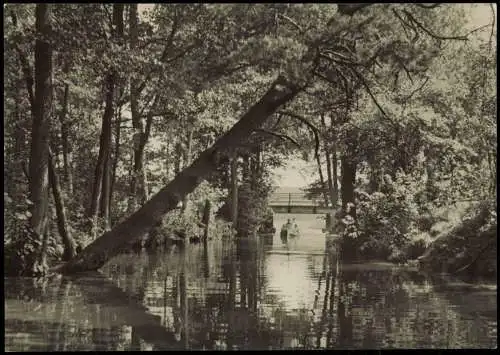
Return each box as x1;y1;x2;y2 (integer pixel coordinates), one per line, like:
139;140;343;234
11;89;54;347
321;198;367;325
265;254;318;310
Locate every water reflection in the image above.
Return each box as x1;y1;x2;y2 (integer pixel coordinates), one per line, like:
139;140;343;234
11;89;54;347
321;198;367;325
4;214;497;350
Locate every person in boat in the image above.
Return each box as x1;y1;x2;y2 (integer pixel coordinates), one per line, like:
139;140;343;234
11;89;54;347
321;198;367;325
280;219;292;243
289;218;300;238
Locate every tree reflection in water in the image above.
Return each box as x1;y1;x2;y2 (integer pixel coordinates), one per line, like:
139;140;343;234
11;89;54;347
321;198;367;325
4;231;498;351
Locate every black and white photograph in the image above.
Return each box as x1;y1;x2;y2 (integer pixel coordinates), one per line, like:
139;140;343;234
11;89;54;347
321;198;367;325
4;3;497;351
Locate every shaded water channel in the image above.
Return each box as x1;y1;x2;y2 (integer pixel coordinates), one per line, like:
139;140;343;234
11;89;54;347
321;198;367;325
5;213;497;350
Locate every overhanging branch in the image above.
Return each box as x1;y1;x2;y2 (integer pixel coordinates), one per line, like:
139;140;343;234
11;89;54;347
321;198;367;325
403;76;430;101
348;67;400;128
253;129;301;148
277;110;321;159
277;14;304;34
415;3;441;9
402;9;468;41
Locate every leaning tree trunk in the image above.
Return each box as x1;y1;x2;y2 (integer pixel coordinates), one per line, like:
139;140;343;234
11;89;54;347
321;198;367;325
28;4;52;275
48;148;76;260
58;75;301;274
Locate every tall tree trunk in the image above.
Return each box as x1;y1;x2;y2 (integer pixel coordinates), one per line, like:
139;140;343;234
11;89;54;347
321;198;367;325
89;4;123;237
164;141;171;183
367;155;379;193
181;127;194;215
174;141;182;176
100;156;112;230
28;4;52;275
331;141;339;207
340;152;356;217
324;147;335;204
48;148;76;260
58;75;301;273
89;73;115;237
315;153;329;207
320;115;337;208
110;99;122;215
230;157;239;227
128;4;149;212
59;63;73;194
250;145;261;190
242;155;250;181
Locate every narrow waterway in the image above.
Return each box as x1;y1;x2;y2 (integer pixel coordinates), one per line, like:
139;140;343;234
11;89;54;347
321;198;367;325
5;213;497;350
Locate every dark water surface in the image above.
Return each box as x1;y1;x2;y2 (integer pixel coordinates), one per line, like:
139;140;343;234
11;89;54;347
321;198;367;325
5;213;497;350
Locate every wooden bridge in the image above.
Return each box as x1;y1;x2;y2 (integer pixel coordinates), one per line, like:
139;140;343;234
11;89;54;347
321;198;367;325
268;191;330;214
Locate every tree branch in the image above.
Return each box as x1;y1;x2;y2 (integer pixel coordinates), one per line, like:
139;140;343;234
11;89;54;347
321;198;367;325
403;76;429;102
488;3;495;49
349;67;400;128
465;23;494;37
415;3;441;9
138;91;156;117
142;94;160;145
271;113;284;130
277;110;321;159
253;129;301;148
159;8;180;62
403;10;468;41
396;55;414;85
277;13;304;34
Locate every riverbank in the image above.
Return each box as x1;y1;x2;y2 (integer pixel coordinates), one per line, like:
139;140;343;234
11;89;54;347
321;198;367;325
416;201;497;281
325;200;497;282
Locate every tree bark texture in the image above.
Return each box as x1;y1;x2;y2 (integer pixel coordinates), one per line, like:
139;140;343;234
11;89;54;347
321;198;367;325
340;143;357;218
128;4;151;211
321;115;338;208
59;63;73;194
331;141;339;206
230;157;239;227
89;73;115;236
181;127;194;215
110;99;122;216
28;4;52;274
89;4;123;235
315;153;330;207
48;148;76;260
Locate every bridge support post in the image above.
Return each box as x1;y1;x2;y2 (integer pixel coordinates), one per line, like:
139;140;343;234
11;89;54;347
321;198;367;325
287;193;292;213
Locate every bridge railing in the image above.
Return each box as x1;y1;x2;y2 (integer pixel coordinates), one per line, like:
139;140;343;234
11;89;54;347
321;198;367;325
268;192;328;212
